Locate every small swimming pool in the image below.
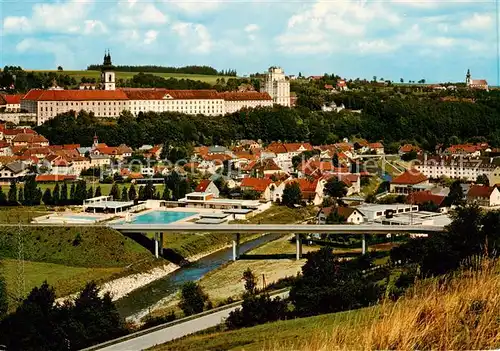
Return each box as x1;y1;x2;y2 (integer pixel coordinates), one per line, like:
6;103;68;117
65;215;102;221
126;211;197;224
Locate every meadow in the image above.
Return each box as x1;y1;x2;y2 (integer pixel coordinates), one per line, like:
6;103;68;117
152;260;500;351
32;70;228;84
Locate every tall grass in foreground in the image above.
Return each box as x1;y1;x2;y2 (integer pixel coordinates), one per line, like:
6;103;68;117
273;259;500;350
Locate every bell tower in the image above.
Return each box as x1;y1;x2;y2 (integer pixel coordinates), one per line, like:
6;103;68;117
100;50;115;91
466;69;471;87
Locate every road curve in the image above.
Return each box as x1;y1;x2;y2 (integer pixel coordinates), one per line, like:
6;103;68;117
88;291;289;351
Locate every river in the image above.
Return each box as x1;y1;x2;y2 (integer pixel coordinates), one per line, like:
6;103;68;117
115;233;283;320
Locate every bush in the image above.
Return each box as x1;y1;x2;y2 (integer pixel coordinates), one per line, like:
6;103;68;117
289;247;381;317
225;294;288;330
178;282;210;317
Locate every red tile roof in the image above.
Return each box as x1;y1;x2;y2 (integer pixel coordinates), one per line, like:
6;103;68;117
369;142;384;149
23;89;129;101
407;191;446;207
240;177;272;192
324;84;334;90
391;170;428;185
164;90;220;100
218;91;272;101
266;143;288;154
3;94;23;105
195;179;212;192
321;206;360;219
35;174;76;182
3;128;36;136
399;144;420;153
12;134;48;144
467;185;496;198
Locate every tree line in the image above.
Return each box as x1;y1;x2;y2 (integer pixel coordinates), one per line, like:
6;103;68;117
36;90;500;151
85;64;237;76
2;172;191;207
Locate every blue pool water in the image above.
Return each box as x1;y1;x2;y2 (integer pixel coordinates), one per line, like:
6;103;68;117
129;211;197;224
65;215;101;221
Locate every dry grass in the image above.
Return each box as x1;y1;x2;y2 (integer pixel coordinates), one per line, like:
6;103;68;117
273;259;500;350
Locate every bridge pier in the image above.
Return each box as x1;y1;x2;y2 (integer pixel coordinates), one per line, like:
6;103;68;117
295;233;302;260
154;232;159;258
362;234;366;255
232;233;240;261
160;232;164;256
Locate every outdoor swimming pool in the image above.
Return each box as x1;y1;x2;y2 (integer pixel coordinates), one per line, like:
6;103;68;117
126;211;197;224
65;215;102;221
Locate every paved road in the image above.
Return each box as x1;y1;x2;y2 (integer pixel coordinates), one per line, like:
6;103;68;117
92;291;288;351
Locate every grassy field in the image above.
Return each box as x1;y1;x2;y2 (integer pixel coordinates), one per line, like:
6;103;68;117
32;70;228;84
150;306;376;351
2;259;121;305
236;205;318;225
0;226;150;267
0;223;154;306
153;261;500;351
0;206;51;223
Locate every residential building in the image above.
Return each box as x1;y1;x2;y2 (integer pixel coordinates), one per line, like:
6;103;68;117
195;179;220;197
0;160;29;181
260;66;291;107
389;169;430;194
466;185;500;207
240;177;273;200
0;94;23;112
414;155;500;184
398;144;421;155
407;191;447;209
317;206;364;224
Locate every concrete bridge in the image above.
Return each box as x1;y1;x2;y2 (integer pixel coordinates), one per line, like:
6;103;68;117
4;223;444;260
108;223;445;260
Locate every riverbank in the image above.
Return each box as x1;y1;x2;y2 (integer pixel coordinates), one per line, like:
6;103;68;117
55;242;235;305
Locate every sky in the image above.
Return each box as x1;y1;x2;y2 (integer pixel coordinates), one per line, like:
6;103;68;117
1;0;499;84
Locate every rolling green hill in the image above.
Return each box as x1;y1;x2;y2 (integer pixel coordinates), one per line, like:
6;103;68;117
0;225;153;305
30;70;229;84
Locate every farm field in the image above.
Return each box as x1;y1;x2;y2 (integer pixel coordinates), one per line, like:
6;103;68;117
30;70;229;84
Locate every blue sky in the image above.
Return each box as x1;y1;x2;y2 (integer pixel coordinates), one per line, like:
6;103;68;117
1;0;499;84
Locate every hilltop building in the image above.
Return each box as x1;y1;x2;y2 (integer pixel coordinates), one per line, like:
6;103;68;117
466;69;488;91
260;66;291;107
20;53;290;125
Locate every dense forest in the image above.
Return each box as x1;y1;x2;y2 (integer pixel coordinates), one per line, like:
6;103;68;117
85;64;237;76
35;94;500;150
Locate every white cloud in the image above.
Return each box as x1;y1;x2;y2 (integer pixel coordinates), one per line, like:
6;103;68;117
356;40;397;54
116;3;168;27
144;30;159;44
3;0;94;34
172;22;212;54
244;24;259;32
3;16;32;33
167;0;221;13
16;39;76;68
276;0;402;54
460;13;493;31
83;20;107;35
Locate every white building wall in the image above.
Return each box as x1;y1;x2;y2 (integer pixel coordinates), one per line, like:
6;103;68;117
261;67;290;107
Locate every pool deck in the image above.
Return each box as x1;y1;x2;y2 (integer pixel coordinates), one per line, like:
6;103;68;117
33;207;231;226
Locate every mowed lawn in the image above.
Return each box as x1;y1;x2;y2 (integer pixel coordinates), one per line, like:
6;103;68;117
150;306;377;351
2;259;122;306
31;70;229;84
